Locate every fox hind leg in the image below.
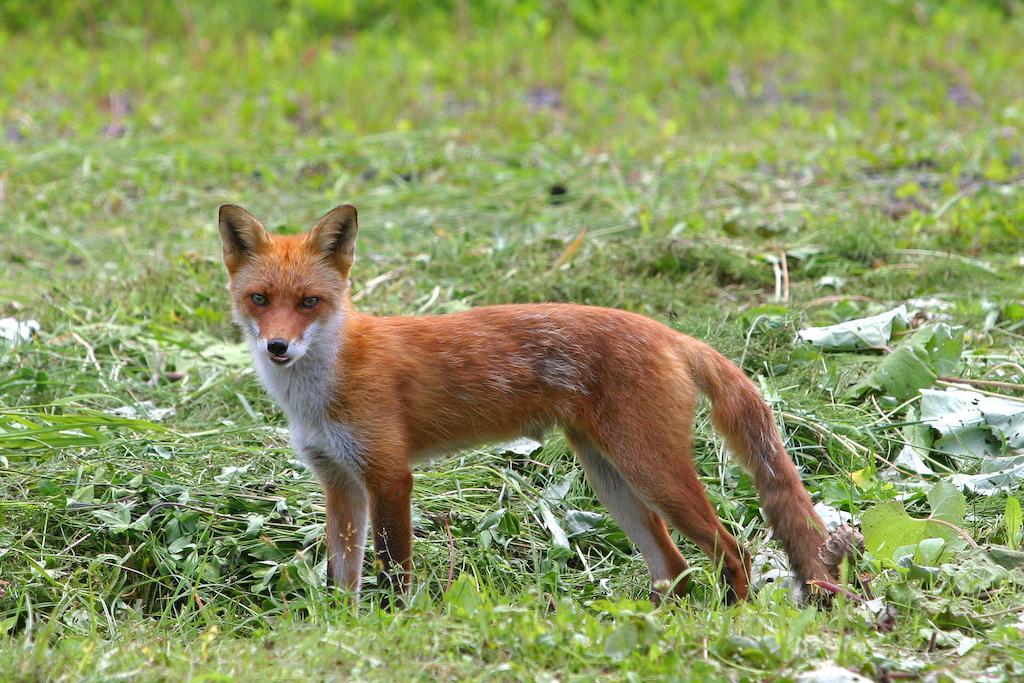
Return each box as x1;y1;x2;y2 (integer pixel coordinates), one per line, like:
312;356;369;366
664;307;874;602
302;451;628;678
611;447;751;602
579;400;752;603
566;430;691;602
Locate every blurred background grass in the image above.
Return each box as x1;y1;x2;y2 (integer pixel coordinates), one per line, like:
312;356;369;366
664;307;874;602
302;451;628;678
4;0;1022;145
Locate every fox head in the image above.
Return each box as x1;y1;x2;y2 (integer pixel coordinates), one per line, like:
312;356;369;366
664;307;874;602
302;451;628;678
218;204;358;369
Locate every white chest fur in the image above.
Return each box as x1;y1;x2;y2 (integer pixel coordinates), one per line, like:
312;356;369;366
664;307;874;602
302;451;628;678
247;321;364;480
287;409;363;480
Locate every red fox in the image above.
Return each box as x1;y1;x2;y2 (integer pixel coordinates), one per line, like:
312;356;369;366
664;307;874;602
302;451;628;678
218;203;836;603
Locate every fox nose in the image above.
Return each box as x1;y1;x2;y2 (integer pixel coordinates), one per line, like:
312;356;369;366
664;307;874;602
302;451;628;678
267;339;289;355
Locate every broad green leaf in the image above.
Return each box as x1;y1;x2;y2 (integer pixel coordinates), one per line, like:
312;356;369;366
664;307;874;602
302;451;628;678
914;538;946;566
853;324;962;400
794;664;873;682
443;574;483;616
861;482;969;562
850;467;875;489
70;484;95;503
911;324;963;376
927;480;966;524
92;504;131;531
497;509;521;536
476;508;507;532
1002;302;1024;322
853;345;935;400
167;535;194;556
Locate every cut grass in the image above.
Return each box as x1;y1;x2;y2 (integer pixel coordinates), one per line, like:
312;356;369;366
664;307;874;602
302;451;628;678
3;1;1024;680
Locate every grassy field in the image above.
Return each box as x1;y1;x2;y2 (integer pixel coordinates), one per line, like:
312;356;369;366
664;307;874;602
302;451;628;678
3;1;1024;680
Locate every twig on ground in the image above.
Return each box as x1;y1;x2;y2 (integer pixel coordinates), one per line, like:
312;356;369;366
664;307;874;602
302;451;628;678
937;376;1024;394
936;379;1024;404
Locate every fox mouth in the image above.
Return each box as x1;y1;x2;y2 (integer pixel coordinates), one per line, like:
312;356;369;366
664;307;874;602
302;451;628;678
270;354;292;365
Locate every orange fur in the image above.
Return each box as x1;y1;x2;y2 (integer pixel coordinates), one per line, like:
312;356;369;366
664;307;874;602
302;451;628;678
219;204;834;603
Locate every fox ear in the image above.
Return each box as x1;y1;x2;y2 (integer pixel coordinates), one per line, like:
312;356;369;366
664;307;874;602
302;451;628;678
218;204;269;273
309;205;358;275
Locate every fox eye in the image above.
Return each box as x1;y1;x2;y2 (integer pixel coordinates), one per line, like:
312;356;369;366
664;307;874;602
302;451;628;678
250;293;268;306
301;296;320;309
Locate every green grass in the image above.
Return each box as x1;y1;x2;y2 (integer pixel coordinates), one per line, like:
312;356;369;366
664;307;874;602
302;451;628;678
3;1;1024;680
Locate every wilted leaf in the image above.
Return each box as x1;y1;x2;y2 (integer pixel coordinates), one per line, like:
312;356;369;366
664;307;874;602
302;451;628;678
812;502;852;531
921;388;1024;458
0;317;41;343
540;474;573;505
986;546;1024;571
215;465;251;484
945;550;1012;594
819;524;864;575
198;341;251;368
798;305;908;350
911;324;963;376
565;510;603;536
245;514;267;537
495;437;543;456
951;455;1024;495
893;421;936;475
109;401;175;422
